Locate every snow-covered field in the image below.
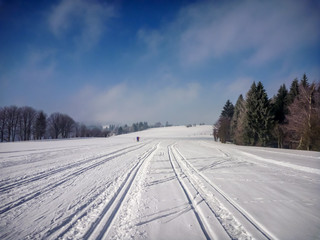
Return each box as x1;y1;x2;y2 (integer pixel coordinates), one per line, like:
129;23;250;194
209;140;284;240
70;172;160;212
1;125;319;240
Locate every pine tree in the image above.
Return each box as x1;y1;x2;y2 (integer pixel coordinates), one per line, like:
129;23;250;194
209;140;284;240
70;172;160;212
300;73;309;88
288;78;299;104
221;100;234;118
272;84;288;148
244;82;273;146
256;82;274;146
217;100;234;143
273;84;289;123
231;94;246;144
117;126;123;135
244;82;258;145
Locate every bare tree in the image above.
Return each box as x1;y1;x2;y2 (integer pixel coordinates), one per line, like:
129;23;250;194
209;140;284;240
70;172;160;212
216;100;234;143
5;106;20;142
34;111;47;140
47;113;75;139
19;106;37;141
217;117;231;143
47;113;62;139
286;81;320;150
60;114;75;138
80;124;88;137
213;124;218;141
0;107;7;142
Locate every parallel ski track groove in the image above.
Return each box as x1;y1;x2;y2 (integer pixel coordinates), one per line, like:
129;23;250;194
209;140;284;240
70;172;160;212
0;143;148;193
173;144;275;240
0;143;149;215
44;182;113;239
83;143;158;240
168;144;212;240
0;145;90;169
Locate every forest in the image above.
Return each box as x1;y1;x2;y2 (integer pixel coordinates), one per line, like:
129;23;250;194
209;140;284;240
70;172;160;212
214;74;320;151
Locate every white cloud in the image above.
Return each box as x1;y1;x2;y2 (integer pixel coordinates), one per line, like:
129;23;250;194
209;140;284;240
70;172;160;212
48;0;115;51
138;0;320;66
180;0;320;65
67;82;202;125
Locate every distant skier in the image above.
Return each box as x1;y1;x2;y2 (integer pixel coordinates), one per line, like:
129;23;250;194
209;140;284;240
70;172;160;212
137;136;140;142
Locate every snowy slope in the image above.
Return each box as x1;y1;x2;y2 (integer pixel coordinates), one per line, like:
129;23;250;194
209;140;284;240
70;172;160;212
0;126;319;239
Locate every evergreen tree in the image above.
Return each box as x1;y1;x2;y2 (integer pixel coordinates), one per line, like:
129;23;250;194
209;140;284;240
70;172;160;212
244;82;258;145
288;78;299;104
272;84;289;148
273;84;289;123
117;126;123;135
300;73;309;88
244;82;273;146
231;94;246;144
221;100;234;118
138;122;144;131
132;123;138;132
217;100;234;143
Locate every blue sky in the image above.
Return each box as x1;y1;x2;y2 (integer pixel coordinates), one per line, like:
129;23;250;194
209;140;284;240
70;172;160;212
1;0;319;125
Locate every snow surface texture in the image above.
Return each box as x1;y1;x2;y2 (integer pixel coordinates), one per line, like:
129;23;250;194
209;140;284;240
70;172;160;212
0;125;319;240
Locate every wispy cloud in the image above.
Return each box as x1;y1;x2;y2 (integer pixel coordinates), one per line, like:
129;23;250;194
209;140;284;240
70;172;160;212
18;50;56;84
137;29;165;57
48;0;115;51
67;82;201;124
138;0;320;66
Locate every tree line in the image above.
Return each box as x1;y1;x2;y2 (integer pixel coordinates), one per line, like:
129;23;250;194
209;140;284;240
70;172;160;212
214;74;320;151
0;106;155;142
0;106;79;142
108;122;150;136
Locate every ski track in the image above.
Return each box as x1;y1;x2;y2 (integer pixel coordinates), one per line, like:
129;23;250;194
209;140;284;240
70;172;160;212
173;144;276;240
0;143;148;215
0;141;154;239
168;144;212;240
1;126;319;240
0;143;147;193
82;143;158;240
30;143;158;240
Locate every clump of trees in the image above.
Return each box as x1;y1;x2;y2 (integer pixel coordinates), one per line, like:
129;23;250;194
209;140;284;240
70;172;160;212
0;105;156;142
215;74;320;151
108;122;150;136
0;106;77;142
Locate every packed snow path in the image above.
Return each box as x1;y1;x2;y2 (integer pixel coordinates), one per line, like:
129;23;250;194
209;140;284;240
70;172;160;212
0;126;319;239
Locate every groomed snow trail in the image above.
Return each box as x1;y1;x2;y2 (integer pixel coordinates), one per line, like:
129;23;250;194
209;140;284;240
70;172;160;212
1;126;319;239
